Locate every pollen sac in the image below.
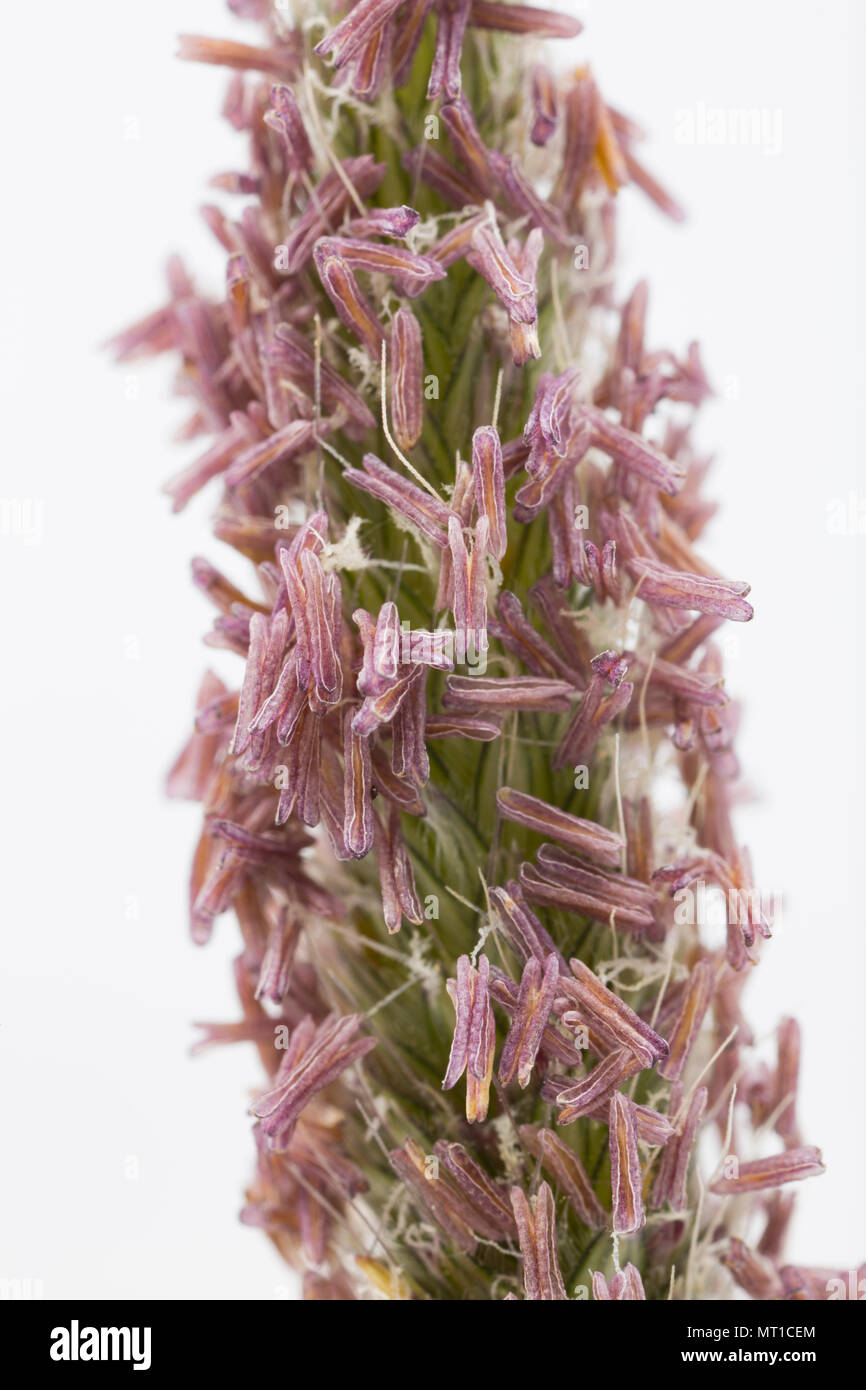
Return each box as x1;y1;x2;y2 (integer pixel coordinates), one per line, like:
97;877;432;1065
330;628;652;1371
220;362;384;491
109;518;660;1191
390;307;424;451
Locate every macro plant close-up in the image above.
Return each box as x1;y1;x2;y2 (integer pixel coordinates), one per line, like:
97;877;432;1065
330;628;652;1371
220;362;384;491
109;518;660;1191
107;0;860;1303
2;0;864;1339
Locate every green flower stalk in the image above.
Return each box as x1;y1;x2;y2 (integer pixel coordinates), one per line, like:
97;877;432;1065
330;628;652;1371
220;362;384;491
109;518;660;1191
114;0;848;1301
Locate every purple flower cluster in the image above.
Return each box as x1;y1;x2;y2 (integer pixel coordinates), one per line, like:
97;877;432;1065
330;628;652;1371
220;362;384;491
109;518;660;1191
113;1;853;1301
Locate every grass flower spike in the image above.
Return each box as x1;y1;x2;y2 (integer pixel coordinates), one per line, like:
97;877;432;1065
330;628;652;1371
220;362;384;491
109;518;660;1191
114;0;858;1301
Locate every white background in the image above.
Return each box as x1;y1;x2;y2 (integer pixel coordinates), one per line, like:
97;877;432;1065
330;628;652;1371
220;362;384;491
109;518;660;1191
1;1;863;1298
